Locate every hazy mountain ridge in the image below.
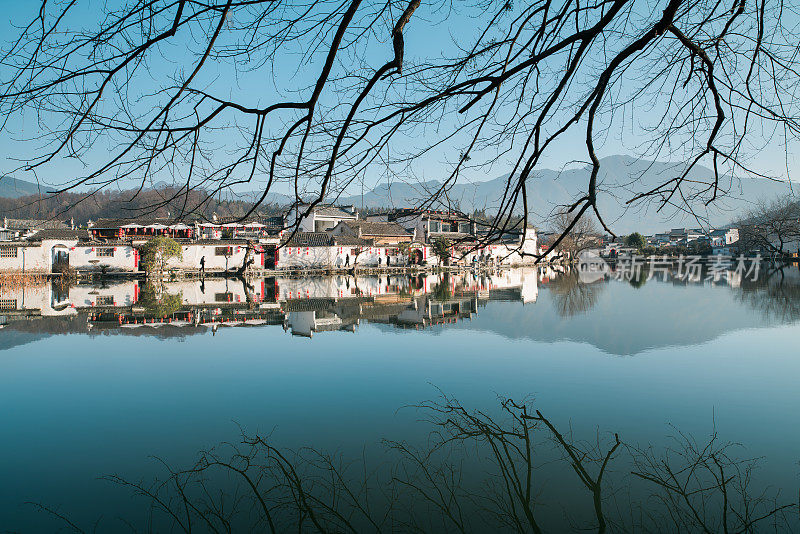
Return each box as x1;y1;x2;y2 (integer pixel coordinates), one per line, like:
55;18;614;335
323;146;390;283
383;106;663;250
0;176;42;199
2;156;793;232
338;156;795;233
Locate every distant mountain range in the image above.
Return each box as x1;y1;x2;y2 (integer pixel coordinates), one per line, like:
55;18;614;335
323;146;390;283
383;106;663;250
0;176;42;198
332;156;796;234
3;156;795;233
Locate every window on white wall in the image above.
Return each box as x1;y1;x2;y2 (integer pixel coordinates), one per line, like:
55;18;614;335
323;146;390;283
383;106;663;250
0;246;18;258
315;220;335;232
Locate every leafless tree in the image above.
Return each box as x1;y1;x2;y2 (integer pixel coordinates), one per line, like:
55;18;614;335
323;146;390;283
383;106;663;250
628;427;796;533
29;394;798;532
2;0;800;254
737;197;800;258
549;210;601;259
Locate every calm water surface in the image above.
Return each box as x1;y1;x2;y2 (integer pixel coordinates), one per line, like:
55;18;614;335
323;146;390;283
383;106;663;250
1;267;799;531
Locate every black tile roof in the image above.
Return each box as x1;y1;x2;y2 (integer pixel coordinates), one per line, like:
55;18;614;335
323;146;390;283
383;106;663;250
280;232;375;248
313;206;358;219
426;231;472;243
28;228;90;241
92;216;282;229
282;232;335;247
387;208;469;221
3;218;69;230
91;218;172;228
337;220;411;237
332;236;374;246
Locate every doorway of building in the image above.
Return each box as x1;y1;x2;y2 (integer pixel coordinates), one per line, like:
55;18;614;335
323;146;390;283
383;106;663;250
51;246;69;271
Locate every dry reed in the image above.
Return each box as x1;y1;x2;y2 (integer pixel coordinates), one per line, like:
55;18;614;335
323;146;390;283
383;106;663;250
0;270;48;290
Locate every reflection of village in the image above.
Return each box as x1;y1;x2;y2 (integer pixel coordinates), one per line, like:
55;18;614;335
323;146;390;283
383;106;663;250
2;262;799;343
0;268;551;338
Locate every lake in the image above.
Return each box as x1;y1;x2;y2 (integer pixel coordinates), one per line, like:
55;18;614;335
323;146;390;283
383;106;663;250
1;266;799;532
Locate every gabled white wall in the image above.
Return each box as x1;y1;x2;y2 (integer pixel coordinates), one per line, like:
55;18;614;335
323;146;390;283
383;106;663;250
70;243;137;271
167;244;253;271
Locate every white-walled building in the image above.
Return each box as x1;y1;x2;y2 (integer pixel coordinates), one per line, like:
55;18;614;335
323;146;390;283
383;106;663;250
0;218;70;242
167;240;253;272
0;229;137;273
425;227;538;267
371;209;476;243
275;232;403;269
285;204;359;233
69;243;138;271
708;228;740;247
0;241;48;272
330;220;414;244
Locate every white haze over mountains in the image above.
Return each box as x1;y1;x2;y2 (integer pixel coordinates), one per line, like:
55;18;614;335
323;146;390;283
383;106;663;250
0;176;42;198
330;155;796;234
250;156;795;233
2;156;794;234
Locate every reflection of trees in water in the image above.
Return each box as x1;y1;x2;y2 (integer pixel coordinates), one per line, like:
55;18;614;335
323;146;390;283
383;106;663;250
549;270;606;317
138;284;183;318
38;394;796;532
737;266;800;322
431;273;452;302
553;263;800;322
627;263;650;289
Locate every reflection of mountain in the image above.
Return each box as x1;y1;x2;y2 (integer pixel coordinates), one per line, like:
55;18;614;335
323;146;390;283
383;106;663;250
0;330;50;351
0;313;207;348
0;314;91;350
448;274;799;356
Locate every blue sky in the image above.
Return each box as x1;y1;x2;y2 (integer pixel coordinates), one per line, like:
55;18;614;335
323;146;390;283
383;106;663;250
1;0;798;198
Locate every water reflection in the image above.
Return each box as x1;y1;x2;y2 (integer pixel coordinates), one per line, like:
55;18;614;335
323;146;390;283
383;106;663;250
548;270;606;317
2;266;800;531
1;263;800;353
738;265;800;321
39;394;797;533
0;269;540;338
